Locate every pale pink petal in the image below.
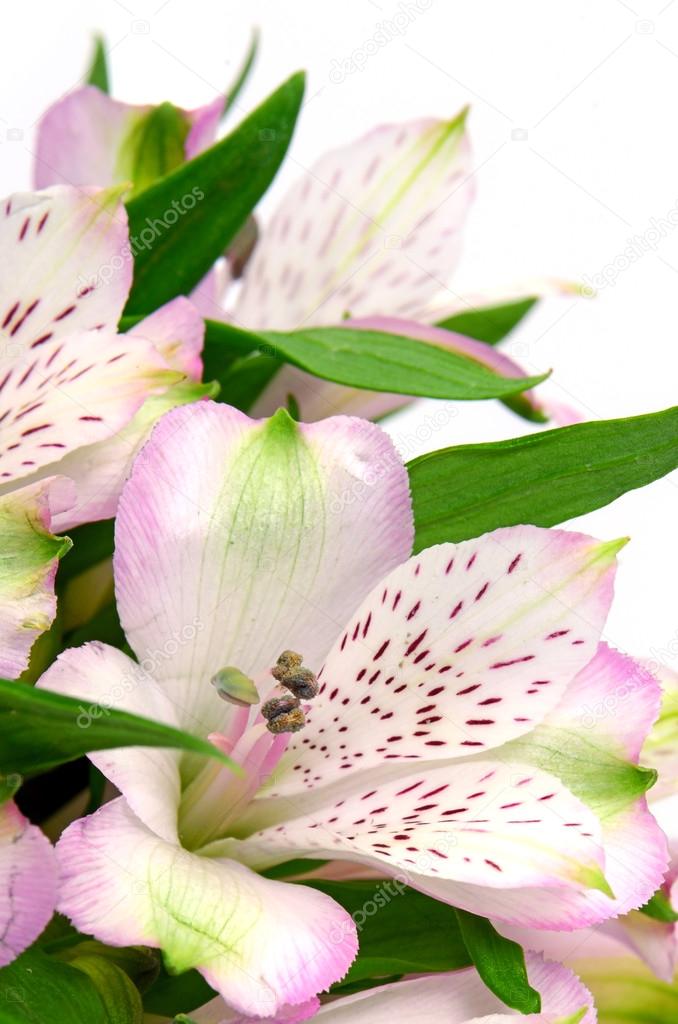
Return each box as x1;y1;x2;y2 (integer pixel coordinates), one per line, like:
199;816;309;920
189;995;319;1023
127;296;204;379
264;953;595;1023
269;526;620;796
246;760;609;899
0;800;57;966
185;96;225;159
0;326;177;488
37;641;182;842
0;476;73;678
234;114;473;329
56;798;357;1017
42;378;214;532
0;186;131;349
114;402;413;735
34;86;220;189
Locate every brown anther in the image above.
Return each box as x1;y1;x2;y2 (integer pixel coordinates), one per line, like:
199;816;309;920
271;650;303;682
266;706;306;734
261;694;306;734
283;667;319;700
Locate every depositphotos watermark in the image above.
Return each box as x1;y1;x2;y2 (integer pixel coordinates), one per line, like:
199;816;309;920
581;200;678;294
76;186;205;291
329;0;433;83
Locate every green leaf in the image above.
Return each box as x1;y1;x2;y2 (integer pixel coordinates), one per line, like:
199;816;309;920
262;858;328;879
57;520;114;583
204;320;549;401
0;950;108;1024
454;908;541;1014
408;406;678;551
86;35;110;93
223;29;260;115
639;888;678;923
436;297;538;345
68;955;144;1024
0;677;239;777
124;72;305;314
142;966;215;1017
303;880;471;987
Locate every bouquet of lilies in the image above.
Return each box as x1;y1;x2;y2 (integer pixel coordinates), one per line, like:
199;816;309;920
0;34;676;1024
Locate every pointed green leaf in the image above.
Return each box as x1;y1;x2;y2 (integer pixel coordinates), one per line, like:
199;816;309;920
639;888;678;923
408;407;678;551
223;29;260;115
203;319;549;401
86;35;110;93
0;950;108;1024
436;297;538;345
0;677;239;777
454;908;541;1013
124;72;305;314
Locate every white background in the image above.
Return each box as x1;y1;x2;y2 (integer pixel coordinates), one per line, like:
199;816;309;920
2;0;677;667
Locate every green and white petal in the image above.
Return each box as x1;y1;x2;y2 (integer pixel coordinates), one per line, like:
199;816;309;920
0;477;72;679
234;112;473;329
56;798;357;1017
114;401;413;735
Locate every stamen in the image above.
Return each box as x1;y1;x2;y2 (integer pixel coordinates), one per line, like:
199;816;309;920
261;695;306;734
211;667;260;707
272;650;319;699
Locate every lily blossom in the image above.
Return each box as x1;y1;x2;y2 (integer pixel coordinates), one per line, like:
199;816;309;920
37;401;666;1015
0;184;209;676
0;797;57;967
153;953;596;1024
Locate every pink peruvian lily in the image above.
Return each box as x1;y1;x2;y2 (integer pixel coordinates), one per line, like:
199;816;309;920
0;184;211;677
37;401;665;1016
148;952;596;1024
34;86;223;198
0;795;57;967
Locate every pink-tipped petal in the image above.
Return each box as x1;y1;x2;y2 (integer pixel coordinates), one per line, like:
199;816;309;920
127;296;204;379
185;96;225;159
269;526;620;796
0;186;131;347
187;995;320;1023
250;953;595;1023
0;800;57;966
0;476;73;678
0;326;177;489
642;662;678;799
56;798;357;1017
38;641;182;842
234;113;473;330
114;402;413;735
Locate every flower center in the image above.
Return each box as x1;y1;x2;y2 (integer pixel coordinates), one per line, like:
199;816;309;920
177;651;318;850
